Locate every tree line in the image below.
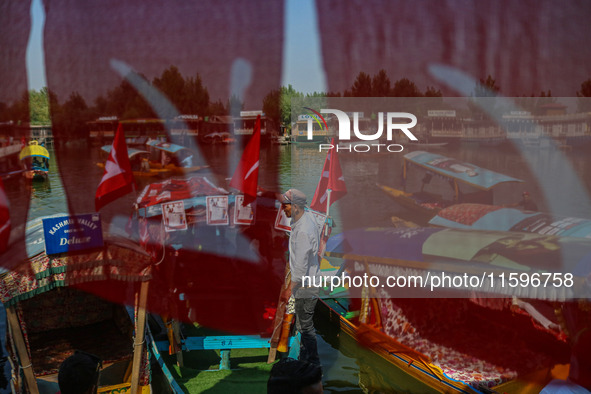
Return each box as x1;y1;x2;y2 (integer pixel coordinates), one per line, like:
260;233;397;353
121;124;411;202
0;65;239;137
2;66;591;136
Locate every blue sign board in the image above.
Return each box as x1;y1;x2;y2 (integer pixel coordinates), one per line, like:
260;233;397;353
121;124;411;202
42;213;104;255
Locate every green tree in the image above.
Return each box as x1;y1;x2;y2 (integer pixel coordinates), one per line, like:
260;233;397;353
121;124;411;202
350;72;373;97
576;79;591;112
371;69;391;97
227;94;244;116
468;75;501;120
577;79;591;97
0;102;8;122
280;85;304;133
29;88;51;125
208;99;227;116
184;74;209;116
262;88;281;134
263;86;294;135
105;78;155;119
52;91;92;138
9;90;29;124
391;78;422;97
152;66;187;118
92;95;109;119
473;75;500;97
424;86;442;97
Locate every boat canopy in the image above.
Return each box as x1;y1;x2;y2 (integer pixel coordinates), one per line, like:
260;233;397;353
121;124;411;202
429;203;591;238
325;226;591;300
0;215;151;307
101;144;150;159
19;141;50;160
136;176;230;217
403;151;523;190
146;140;192;154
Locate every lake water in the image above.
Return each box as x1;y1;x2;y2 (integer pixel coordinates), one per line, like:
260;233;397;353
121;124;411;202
2;140;591;392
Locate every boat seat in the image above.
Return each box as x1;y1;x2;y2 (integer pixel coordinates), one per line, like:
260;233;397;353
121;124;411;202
377;298;569;390
15;288;134;377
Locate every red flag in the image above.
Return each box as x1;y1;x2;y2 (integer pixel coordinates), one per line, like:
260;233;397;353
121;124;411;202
0;178;10;253
230;114;261;205
95;123;135;211
310;138;347;213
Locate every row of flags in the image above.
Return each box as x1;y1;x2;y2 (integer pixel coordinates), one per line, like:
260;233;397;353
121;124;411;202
93;116;347;215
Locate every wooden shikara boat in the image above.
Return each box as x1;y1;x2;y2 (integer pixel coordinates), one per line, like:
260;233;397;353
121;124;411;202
0;216;153;393
19;141;49;181
428;203;591;239
145;140;208;175
377;151;524;224
130;175;307;391
319;226;591;393
97;145;172;178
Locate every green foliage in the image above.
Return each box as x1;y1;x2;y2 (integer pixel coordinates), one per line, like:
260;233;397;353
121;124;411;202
262;88;281;133
576;79;591;112
371;70;391;97
104;79;155;119
152;66;210;118
29;88;51;125
227;94;244;116
344;70;436;97
424;86;442;98
263;85;301;134
350;72;372;97
577;79;591;97
473;75;500;97
391;78;422;97
467;75;501;120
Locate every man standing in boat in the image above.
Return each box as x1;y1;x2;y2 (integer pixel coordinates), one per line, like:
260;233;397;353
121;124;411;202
281;188;321;365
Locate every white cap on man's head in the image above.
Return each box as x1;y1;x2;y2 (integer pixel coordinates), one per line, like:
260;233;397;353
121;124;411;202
281;189;307;207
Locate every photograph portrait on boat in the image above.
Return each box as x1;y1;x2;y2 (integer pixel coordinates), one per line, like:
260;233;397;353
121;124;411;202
162;200;188;232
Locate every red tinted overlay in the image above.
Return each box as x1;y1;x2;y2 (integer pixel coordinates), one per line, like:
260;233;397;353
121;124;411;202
1;1;285;335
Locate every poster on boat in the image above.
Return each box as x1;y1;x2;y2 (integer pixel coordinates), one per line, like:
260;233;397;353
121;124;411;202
206;195;229;225
233;195;255;225
309;210;329;233
162;200;188;232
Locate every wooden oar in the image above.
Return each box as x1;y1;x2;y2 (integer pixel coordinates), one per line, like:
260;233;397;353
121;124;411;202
267;267;292;363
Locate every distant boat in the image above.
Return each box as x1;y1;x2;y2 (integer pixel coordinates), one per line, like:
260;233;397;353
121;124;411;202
406;141;448;149
0;140;25;180
19;140;49;181
271;135;291;145
200;131;235;144
97;145;172;178
146;140;209;175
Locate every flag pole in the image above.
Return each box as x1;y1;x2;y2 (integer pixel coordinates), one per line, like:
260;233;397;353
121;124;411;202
324;189;332;238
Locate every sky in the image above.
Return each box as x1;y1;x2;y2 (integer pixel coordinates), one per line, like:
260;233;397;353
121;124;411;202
25;1;591;103
26;0;327;95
